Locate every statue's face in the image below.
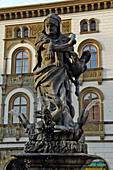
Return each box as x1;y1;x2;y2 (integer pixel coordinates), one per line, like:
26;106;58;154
45;23;58;36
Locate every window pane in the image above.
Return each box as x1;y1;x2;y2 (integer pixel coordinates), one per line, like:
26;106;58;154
22;66;28;73
14;97;20;105
16;67;21;73
16;60;21;66
92;105;99;121
91;22;96;31
13;106;19;113
84;93;90;102
25;29;28;37
17;30;21;38
91;61;97;68
23;59;28;66
13;106;19;123
84;46;89;51
17;52;22;59
92;93;98;100
91;53;96;60
13;115;19;123
21;106;27;115
83;23;88;31
21;97;27;104
91;46;96;52
23;52;28;58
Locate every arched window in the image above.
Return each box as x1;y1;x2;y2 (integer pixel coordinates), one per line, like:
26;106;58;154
11;94;28;124
80;19;89;33
23;28;28;37
83;22;88;32
89;18;98;32
15;49;30;74
82;44;98;68
90;20;96;31
16;28;21;38
82;92;100;122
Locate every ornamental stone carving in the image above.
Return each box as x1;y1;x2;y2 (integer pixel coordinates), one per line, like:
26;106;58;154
6;28;13;38
31;24;43;37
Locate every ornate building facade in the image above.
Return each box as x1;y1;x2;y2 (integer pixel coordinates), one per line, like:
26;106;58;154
0;0;113;169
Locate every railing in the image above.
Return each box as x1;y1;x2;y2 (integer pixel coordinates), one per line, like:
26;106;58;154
0;1;112;21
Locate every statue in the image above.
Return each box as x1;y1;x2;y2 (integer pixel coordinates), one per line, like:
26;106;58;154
33;13;91;130
18;13;91;153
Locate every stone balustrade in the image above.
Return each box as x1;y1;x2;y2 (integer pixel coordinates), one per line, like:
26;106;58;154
0;1;112;21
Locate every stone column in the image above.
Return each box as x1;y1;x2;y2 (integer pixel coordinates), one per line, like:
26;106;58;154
26;11;29;18
61;7;64;14
98;3;100;10
110;0;113;8
104;2;107;8
49;9;52;14
85;4;88;11
20;11;24;18
37;10;40;17
55;8;58;14
43;9;46;16
4;14;7;20
9;13;12;20
79;5;82;12
67;7;70;13
15;12;18;19
32;11;35;17
73;6;76;13
91;4;94;10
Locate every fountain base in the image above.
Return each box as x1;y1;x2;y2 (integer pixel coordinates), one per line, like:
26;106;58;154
9;153;100;170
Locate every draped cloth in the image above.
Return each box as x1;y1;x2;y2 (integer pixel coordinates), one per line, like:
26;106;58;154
34;65;71;103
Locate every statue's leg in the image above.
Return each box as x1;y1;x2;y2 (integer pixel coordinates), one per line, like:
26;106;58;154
59;83;75;129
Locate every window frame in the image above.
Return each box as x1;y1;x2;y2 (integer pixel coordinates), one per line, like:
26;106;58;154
82;44;98;68
78;87;104;138
23;28;28;37
11;94;29;124
12;47;31;74
82;21;88;32
82;91;100;122
15;49;30;74
80;19;89;33
90;20;96;31
16;28;21;38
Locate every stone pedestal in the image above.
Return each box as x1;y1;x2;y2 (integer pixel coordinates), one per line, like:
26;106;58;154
9;153;100;170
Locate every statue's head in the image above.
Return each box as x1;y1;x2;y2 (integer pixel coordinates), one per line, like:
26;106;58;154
43;13;61;37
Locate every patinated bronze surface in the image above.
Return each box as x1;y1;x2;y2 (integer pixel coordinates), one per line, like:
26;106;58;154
33;13;90;130
19;13;91;153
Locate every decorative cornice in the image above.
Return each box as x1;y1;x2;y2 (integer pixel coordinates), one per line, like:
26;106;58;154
0;0;112;21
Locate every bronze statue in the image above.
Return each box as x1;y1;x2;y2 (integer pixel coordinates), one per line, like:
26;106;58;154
18;13;91;153
33;13;91;130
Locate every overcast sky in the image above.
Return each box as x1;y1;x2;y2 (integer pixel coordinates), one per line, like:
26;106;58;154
0;0;66;8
